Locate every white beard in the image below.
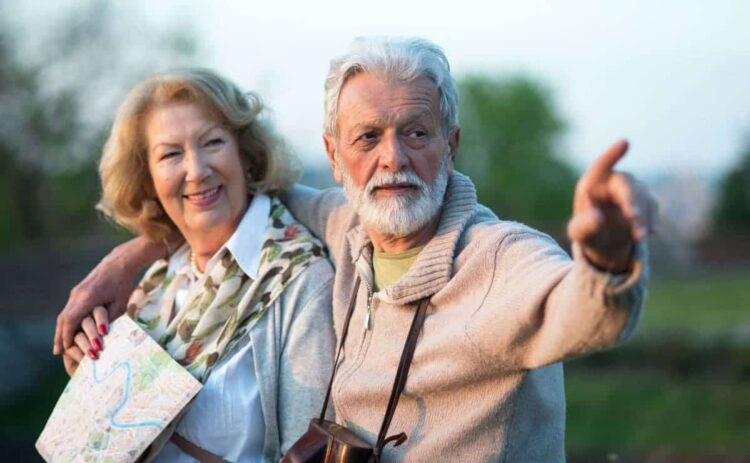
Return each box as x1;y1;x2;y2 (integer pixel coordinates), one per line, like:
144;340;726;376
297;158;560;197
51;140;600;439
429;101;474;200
339;157;449;238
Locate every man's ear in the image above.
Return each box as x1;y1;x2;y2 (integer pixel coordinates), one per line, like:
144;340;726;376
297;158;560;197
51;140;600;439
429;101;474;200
323;133;343;184
446;127;460;175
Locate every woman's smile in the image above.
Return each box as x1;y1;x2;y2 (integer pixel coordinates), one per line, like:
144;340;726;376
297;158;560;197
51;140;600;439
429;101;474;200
184;185;223;206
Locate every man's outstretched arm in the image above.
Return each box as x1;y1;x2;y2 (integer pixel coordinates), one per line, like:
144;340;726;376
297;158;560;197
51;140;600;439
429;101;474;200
53;236;169;355
466;140;657;371
567;139;658;273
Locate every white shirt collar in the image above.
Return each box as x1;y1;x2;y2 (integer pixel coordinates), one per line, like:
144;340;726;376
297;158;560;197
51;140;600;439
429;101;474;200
167;194;270;281
223;193;270;280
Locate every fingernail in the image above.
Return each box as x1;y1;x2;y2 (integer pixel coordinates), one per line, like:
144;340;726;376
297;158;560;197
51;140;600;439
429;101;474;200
88;349;98;360
99;324;108;336
53;346;59;355
92;338;102;351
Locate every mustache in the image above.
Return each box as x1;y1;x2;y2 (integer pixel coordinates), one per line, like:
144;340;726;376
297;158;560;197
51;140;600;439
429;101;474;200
365;170;426;196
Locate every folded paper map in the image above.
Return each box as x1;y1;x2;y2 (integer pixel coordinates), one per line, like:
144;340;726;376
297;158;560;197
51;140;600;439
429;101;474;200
36;316;202;463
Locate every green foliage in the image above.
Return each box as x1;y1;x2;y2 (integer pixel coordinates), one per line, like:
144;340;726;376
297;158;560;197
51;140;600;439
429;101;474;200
713;142;750;233
456;75;579;237
0;1;197;247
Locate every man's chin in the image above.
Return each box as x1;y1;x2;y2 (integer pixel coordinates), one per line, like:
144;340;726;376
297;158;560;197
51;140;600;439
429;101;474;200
343;179;440;237
367;188;420;205
359;205;435;237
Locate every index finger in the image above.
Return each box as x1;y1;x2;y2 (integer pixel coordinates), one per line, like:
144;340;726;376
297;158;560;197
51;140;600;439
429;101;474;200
62;312;78;352
585;139;630;183
54;316;63;355
55;305;79;355
60;296;91;352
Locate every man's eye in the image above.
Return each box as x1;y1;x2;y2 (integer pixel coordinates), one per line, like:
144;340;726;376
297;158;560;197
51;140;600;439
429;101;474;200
359;132;377;142
408;130;427;138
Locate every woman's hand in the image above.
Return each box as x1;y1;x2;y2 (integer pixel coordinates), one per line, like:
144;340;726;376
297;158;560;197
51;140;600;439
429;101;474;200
60;308;111;377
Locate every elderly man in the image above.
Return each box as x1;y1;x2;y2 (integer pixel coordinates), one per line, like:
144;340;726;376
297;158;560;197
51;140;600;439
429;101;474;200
55;37;655;461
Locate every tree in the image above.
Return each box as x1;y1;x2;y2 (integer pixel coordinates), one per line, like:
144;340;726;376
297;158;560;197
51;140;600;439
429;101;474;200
455;75;578;238
0;0;197;246
713;140;750;233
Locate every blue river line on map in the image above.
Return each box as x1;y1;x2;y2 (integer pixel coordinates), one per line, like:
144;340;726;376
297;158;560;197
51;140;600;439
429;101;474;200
91;360;164;429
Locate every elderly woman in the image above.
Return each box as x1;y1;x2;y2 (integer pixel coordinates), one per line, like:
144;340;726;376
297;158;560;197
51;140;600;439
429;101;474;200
62;69;335;462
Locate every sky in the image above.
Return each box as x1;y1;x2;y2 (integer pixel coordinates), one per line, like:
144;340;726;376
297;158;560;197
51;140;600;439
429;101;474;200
174;0;750;178
17;0;750;177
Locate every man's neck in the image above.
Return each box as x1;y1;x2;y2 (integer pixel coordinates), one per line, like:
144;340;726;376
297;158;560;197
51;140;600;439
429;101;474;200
367;215;440;253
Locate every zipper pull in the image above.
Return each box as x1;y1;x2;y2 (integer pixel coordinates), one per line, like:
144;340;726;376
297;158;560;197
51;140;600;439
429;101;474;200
364;292;373;332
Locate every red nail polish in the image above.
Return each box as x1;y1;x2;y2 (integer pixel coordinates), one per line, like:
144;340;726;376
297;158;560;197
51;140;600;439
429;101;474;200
99;324;108;336
92;338;102;351
88;349;98;360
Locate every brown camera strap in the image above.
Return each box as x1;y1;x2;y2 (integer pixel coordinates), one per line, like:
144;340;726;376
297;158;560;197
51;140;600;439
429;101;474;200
318;276;430;458
374;296;429;456
318;276;360;421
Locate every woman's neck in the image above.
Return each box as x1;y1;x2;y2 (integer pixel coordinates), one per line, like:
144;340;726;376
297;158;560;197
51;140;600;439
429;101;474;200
191;247;218;273
186;231;231;272
183;195;252;272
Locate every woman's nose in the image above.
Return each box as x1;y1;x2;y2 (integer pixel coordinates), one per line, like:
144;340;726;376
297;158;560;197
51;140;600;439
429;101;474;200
185;150;211;183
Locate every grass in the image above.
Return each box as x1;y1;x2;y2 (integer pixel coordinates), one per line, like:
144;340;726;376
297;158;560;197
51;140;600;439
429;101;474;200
565;372;750;452
566;270;750;455
639;271;750;335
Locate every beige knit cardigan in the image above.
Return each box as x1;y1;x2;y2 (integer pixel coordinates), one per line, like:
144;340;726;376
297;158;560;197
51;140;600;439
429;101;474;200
283;171;647;462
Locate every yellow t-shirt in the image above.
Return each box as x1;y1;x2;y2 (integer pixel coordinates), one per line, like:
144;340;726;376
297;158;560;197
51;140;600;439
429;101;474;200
372;246;425;292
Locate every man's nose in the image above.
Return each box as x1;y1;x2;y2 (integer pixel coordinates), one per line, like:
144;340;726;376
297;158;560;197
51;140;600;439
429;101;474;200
185;149;211;182
377;132;408;172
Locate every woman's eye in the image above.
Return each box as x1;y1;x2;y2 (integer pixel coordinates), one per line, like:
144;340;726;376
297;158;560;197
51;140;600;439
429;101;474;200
206;138;224;147
161;151;181;160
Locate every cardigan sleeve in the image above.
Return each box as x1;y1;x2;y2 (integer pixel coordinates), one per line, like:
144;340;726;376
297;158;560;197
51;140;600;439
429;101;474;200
280;186;348;241
280;185;353;265
276;258;336;455
464;229;648;371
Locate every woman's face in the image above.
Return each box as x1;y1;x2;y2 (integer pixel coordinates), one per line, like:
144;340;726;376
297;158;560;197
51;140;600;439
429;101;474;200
145;102;248;249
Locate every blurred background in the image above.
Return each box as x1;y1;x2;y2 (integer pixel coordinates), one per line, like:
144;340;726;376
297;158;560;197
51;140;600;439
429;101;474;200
1;0;748;461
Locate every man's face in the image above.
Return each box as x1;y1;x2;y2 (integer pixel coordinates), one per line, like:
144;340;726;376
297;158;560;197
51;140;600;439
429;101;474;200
324;73;459;237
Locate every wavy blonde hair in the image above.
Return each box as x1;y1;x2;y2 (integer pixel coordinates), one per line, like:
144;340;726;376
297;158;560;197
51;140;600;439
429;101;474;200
97;68;300;241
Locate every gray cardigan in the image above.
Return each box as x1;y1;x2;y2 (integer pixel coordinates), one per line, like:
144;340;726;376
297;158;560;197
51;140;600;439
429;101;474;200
283;171;647;462
144;257;335;463
252;258;335;461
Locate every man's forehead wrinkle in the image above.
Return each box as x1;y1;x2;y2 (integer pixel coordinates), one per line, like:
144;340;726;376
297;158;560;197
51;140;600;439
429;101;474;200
352;106;433;126
336;73;441;137
342;101;436;129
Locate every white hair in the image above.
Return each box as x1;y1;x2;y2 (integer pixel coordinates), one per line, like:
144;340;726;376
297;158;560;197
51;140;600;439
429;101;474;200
324;36;459;137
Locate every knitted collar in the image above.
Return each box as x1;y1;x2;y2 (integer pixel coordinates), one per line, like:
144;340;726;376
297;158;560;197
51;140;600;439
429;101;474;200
346;171;478;305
